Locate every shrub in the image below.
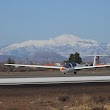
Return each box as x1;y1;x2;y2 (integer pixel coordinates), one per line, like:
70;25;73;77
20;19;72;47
94;96;107;104
58;95;70;102
92;104;104;110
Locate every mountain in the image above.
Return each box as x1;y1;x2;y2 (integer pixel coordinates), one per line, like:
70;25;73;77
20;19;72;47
0;34;110;63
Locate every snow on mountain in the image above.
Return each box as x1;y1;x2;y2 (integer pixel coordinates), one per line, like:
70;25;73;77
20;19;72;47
0;34;107;55
0;34;110;63
0;34;99;54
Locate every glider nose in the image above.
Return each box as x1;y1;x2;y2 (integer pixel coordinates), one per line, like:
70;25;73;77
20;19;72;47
60;67;66;72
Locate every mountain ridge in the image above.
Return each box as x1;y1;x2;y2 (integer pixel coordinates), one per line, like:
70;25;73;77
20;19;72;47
0;34;101;53
0;34;110;63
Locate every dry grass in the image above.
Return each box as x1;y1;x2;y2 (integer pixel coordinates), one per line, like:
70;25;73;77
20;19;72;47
0;93;110;110
3;94;108;110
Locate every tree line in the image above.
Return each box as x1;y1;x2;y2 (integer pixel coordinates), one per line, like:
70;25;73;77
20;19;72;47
0;52;82;72
64;52;82;64
6;52;82;64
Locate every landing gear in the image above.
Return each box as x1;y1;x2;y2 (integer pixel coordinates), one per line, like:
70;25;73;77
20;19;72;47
74;72;77;74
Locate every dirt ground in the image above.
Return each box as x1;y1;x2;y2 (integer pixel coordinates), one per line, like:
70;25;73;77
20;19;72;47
0;83;109;110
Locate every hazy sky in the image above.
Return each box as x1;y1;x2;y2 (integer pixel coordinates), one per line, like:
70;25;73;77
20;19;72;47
0;0;110;46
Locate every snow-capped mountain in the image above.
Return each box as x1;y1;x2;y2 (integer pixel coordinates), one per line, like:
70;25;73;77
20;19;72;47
0;34;110;63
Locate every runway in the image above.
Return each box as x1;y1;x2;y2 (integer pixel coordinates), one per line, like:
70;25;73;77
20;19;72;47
0;69;110;78
0;76;110;85
0;70;110;85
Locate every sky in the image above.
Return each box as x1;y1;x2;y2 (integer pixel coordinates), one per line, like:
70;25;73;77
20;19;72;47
0;0;110;46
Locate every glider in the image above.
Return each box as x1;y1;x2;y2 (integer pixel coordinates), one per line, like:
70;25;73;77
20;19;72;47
4;55;110;74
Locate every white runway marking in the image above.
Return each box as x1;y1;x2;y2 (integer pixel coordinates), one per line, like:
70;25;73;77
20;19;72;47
0;76;110;85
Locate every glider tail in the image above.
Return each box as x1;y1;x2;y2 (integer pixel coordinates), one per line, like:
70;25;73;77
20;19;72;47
93;56;99;66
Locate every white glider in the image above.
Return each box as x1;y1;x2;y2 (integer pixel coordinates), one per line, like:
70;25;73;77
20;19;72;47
4;55;110;74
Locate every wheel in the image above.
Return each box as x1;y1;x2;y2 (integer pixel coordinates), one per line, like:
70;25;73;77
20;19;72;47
74;72;77;74
64;73;66;74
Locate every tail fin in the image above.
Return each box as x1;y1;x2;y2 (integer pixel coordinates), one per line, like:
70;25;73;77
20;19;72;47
93;56;99;66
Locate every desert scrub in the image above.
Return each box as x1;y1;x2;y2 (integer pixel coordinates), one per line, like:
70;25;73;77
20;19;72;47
93;96;107;104
58;95;70;102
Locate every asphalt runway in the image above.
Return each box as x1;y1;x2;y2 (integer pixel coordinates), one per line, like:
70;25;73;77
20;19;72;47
0;69;110;78
0;82;110;97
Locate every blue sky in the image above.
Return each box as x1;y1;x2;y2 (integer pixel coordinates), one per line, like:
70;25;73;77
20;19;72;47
0;0;110;46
